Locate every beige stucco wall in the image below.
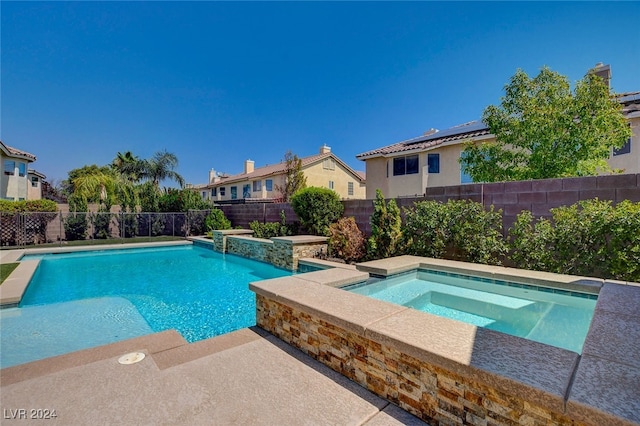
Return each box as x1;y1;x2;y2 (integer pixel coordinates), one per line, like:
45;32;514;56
364;144;472;199
27;175;42;200
362;157;388;199
205;158;365;201
303;160;365;199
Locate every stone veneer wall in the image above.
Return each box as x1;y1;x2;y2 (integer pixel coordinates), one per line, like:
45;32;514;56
255;296;578;426
210;231;328;271
227;236;274;265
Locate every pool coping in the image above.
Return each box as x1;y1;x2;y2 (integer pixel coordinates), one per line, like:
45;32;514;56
250;255;640;425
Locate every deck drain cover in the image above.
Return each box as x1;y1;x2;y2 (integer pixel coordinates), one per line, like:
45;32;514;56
118;352;146;365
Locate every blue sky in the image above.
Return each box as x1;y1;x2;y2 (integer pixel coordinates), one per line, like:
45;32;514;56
2;1;639;187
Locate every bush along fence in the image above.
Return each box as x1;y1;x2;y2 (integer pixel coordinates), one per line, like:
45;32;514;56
0;210;214;247
222;194;640;283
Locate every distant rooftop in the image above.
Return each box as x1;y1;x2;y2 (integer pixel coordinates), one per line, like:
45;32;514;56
205;149;365;187
356;121;491;159
0;140;37;162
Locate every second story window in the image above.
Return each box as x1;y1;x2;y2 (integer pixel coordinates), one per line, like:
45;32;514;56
427;154;440;173
613;138;631;156
31;176;39;187
265;179;273;191
220;187;226;196
18;163;26;177
253;180;261;191
231;186;237;199
212;188;217;197
393;155;419;176
348;182;354;196
329;180;334;190
4;160;15;176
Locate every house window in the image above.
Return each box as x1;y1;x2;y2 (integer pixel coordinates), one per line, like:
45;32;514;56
202;191;207;199
323;158;335;170
460;152;473;184
427;154;440;173
393;155;419;176
211;188;217;197
329;180;334;190
243;184;251;198
253;180;261;192
265;179;273;191
614;138;631;156
348;182;354;196
4;160;15;175
31;176;40;187
18;163;26;177
220;187;226;196
231;186;238;199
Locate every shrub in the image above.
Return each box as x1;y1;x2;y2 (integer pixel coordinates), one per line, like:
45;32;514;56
205;209;231;231
329;217;366;263
290;187;344;236
367;189;402;260
91;209;113;239
0;199;58;213
509;199;640;281
402;199;507;265
249;211;295;239
158;188;211;212
0;200;58;246
64;195;88;241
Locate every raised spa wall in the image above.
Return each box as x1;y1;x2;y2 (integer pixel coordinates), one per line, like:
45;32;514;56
197;230;328;271
250;255;640;426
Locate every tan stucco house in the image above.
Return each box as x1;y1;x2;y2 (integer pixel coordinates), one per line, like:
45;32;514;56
194;146;366;202
357;65;640;199
1;141;44;201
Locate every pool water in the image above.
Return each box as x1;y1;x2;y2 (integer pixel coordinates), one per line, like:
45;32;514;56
1;245;291;368
348;270;597;353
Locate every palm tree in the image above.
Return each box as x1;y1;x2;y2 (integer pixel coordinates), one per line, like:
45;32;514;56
112;151;144;184
142;150;185;189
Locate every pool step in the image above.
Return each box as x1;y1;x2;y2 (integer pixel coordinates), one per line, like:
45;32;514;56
151;327;271;370
0;329;187;386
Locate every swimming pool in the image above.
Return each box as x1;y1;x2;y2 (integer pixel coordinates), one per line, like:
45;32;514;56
347;269;597;353
1;245;291;368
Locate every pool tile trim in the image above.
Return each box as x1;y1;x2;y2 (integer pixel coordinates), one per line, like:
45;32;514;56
356;255;603;295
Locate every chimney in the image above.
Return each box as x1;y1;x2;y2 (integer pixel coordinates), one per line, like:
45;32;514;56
592;63;611;88
209;169;216;184
320;144;331;154
244;159;254;174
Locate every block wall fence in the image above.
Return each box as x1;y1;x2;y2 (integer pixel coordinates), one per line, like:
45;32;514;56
219;173;640;235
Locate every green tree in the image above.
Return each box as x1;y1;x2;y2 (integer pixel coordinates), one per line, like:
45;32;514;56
275;151;306;202
62;165;115;204
291;187;343;236
460;66;632;182
367;189;402;260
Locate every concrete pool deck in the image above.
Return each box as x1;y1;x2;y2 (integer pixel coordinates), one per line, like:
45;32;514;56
0;327;426;425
